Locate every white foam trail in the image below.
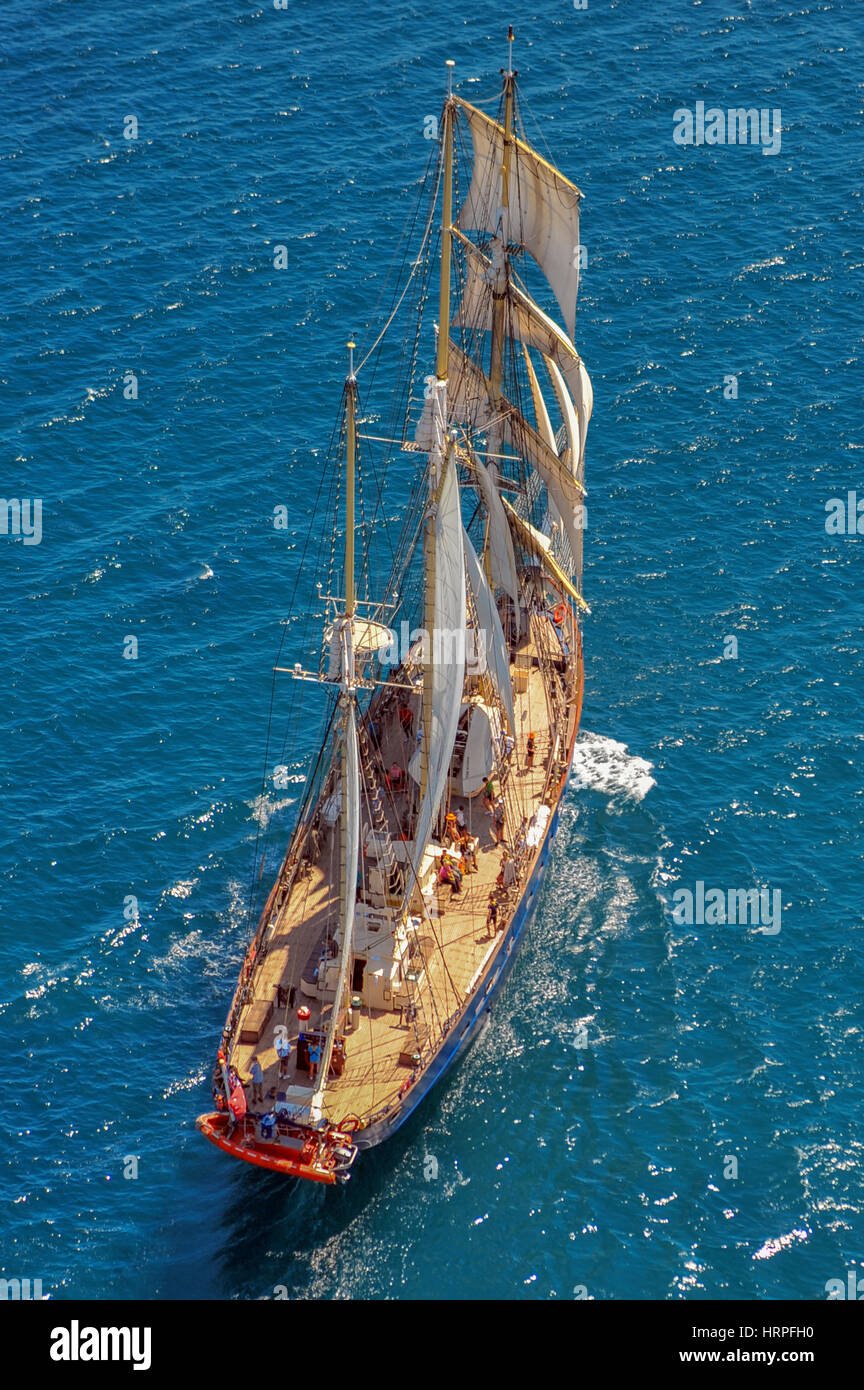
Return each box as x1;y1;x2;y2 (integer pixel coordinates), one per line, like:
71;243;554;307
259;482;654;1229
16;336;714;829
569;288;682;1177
569;731;656;804
249;792;296;829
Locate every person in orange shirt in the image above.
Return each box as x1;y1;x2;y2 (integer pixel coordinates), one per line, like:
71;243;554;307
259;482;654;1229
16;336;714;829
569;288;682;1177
228;1079;247;1136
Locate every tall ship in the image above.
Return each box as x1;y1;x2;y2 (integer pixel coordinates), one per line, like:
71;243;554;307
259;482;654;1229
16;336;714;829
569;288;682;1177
198;32;593;1183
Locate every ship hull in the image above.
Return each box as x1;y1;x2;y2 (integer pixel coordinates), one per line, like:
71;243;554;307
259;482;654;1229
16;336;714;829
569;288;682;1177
197;718;578;1179
198;607;582;1181
356;628;582;1151
355;783;566;1150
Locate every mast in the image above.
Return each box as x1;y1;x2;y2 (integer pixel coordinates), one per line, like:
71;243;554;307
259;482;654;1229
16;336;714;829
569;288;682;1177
420;61;455;807
435;60;456;386
312;343;360;1116
488;26;516;405
445;63;588;591
345;339;357;623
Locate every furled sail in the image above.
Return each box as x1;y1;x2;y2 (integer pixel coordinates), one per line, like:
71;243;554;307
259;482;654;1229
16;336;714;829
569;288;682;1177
410;450;466;877
462;529;516;735
502;497;591;615
501;396;585;561
312;700;359;1113
414;346;493;447
323;617;395;680
522;346;569;570
422;340;585;563
452;234;593;477
454;98;582;342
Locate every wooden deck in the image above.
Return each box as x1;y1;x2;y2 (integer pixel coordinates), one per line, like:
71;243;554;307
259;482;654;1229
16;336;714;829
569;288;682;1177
227;608;580;1132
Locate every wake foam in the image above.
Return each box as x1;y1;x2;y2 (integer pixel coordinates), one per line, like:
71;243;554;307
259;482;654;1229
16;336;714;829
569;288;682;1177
569;731;656;804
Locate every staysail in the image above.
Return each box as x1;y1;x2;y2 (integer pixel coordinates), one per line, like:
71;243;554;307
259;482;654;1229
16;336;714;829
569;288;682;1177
409;449;466;877
461;447;521;632
312;699;359;1114
463;529;516;734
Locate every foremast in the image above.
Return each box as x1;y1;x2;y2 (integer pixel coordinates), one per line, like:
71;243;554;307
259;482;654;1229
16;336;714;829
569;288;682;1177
487;25;516;410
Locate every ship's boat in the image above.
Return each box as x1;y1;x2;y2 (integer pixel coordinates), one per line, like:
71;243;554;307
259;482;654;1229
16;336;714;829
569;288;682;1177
198;31;592;1183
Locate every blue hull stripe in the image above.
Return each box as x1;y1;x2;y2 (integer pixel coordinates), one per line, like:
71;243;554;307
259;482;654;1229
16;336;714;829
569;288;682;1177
356;798;563;1150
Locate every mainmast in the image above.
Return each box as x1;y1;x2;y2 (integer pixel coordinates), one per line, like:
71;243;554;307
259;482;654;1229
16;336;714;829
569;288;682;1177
344;339;357;626
407;58;467;898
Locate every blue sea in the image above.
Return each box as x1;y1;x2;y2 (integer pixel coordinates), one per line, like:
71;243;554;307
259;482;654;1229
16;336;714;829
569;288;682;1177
1;0;862;1301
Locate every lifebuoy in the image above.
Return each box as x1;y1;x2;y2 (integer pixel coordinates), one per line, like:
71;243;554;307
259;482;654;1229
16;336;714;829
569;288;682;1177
553;603;567;625
339;1115;361;1134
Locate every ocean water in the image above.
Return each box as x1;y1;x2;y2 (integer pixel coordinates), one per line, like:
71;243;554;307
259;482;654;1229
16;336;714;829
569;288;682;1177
1;0;862;1301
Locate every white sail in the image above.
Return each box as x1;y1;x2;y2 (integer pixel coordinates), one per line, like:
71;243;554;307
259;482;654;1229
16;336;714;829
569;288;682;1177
323;617;395;680
410;450;466;878
438;340;582;497
414;349;492;448
312;700;359;1114
465;448;521;632
422;339;585;567
523;346;569;567
454;98;582;341
523;345;557;454
462;529;515;735
453;235;592;477
502;497;591;614
571;356;593;483
543;354;580;473
500;395;586;562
